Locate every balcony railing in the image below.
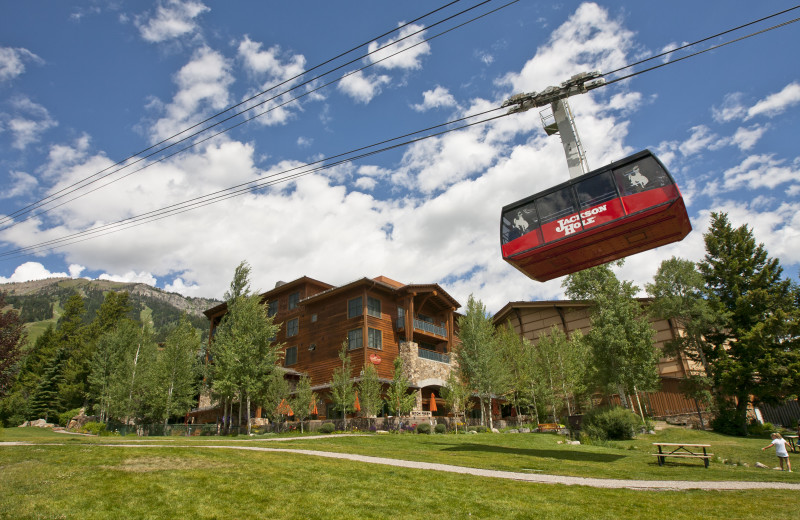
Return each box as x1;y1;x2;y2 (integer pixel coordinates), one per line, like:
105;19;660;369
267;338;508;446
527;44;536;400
418;348;450;364
413;318;448;338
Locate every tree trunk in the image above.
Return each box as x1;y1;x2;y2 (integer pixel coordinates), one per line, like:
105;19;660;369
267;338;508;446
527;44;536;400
246;393;251;435
617;384;629;409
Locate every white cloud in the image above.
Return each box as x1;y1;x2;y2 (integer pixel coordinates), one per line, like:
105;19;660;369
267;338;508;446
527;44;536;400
731;124;767;151
99;271;158;285
411;86;457;112
6;96;57;150
297;136;313;148
1;171;38;199
237;36;305;83
746;82;800;120
722;154;799;191
367;23;431;70
677;125;728;157
0;47;43;82
500;3;635;94
148;46;233;142
164;276;202;296
337;70;391;104
0;261;82;283
712;92;746;123
135;0;209;43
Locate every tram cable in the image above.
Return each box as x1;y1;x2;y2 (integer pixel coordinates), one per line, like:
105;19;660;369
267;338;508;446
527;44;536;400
1;4;797;259
0;108;511;259
0;0;503;229
0;0;520;232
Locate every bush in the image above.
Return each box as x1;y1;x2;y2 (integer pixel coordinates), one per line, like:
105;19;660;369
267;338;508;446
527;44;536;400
58;408;82;428
746;421;775;438
318;422;335;434
81;421;107;436
416;423;431;434
710;407;744;436
434;423;447;434
582;406;639;441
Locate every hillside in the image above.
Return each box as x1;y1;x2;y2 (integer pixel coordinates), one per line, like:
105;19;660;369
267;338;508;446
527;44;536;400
0;277;221;343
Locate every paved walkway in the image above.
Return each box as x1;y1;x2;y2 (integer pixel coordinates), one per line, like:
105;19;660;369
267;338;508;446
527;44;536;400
4;439;799;491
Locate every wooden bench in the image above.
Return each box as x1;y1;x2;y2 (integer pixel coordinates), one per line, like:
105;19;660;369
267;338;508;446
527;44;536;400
537;423;561;433
652;443;713;468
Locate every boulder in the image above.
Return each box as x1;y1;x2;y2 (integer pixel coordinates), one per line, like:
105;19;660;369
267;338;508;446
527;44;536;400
755;461;769;469
18;421;30;428
519;427;531;433
29;419;55;428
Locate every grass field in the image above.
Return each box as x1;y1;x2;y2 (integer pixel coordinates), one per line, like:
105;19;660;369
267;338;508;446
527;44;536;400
1;427;798;519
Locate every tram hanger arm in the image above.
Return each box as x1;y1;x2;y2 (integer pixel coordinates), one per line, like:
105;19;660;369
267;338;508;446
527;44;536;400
501;71;605;114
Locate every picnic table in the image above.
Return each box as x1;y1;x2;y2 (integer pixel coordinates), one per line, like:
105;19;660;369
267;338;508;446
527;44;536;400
652;443;713;468
786;435;798;453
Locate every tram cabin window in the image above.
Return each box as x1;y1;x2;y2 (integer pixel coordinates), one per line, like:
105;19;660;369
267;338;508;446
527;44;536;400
613;156;671;196
537;186;580;242
575;171;618;209
502;200;538;244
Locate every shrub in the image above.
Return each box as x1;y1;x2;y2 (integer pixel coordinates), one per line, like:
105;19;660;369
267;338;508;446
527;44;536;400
59;408;82;428
746;421;775;438
81;421;107;436
434;423;447;434
710;407;744;436
416;423;431;434
582;406;639;441
318;422;335;434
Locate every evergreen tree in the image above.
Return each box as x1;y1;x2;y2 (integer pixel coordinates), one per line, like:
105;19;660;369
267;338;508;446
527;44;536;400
28;347;68;421
56;293;90;410
0;292;26;397
697;212;800;435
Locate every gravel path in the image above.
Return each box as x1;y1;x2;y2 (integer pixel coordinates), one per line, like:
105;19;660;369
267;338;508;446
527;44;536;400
5;439;798;491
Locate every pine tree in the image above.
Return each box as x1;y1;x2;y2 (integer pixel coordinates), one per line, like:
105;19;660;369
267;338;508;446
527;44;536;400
0;292;26;397
698;212;800;435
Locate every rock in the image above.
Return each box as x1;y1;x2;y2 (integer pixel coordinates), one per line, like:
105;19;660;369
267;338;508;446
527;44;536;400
29;419;55;428
491;428;500;434
519;428;531;433
18;421;29;427
567;440;581;445
755;462;769;469
507;429;519;434
467;430;477;434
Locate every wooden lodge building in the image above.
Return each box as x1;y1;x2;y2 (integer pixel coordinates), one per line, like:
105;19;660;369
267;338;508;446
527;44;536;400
193;275;461;423
191;276;706;426
493;300;708;422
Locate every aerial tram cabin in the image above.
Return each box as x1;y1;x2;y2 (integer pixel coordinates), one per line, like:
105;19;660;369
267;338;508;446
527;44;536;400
499;72;691;282
500;149;691;281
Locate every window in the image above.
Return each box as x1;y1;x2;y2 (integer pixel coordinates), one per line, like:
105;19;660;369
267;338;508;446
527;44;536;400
367;296;381;318
288;292;300;310
311;313;318;323
347;328;362;350
536;186;580;243
368;328;382;350
285;346;297;366
268;300;278;317
286;317;299;337
502;199;539;245
613;155;671;196
348;297;362;319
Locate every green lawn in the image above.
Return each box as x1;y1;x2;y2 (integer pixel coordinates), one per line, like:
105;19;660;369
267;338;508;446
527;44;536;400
1;427;798;519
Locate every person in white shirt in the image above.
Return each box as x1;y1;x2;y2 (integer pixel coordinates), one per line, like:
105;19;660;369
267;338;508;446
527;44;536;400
762;432;792;472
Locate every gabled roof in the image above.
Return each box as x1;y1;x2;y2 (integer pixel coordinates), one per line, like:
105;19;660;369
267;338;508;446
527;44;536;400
493;297;655;324
204;275;333;318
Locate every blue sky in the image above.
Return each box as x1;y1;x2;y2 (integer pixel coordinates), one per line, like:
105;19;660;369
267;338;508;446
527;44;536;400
1;0;798;312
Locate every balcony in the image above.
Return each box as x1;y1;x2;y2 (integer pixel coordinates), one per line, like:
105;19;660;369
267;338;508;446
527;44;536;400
418;348;450;364
413;318;448;338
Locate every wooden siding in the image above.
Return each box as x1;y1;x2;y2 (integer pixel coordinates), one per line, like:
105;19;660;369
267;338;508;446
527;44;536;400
494;302;699;380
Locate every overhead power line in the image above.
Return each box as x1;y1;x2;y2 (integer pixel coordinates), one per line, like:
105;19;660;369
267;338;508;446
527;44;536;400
0;0;520;232
1;4;796;260
0;107;510;259
0;0;502;229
